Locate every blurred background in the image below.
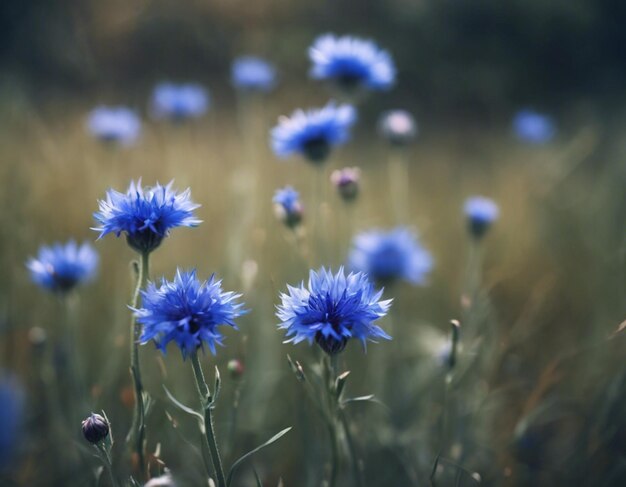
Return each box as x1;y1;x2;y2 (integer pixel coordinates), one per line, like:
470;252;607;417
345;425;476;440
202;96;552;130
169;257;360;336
0;1;625;486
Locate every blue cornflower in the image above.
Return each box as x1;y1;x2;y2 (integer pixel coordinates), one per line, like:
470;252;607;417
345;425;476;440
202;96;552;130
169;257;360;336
349;227;433;286
134;269;246;358
151;83;209;121
512;109;556;144
0;374;24;470
93;180;201;253
26;240;99;294
309;34;395;93
277;267;392;355
464;196;499;239
232;56;277;92
273;186;303;228
378;109;418;146
87;106;141;146
271;102;357;163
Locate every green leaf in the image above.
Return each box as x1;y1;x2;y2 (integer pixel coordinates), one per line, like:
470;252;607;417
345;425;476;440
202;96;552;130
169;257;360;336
342;394;375;404
162;385;204;422
335;370;350;399
226;427;292;486
286;355;306;382
212;365;221;405
253;467;264;487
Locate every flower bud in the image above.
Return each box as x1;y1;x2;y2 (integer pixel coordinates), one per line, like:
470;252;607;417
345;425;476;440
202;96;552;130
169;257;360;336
227;359;245;380
378;110;417;146
330;167;361;202
81;413;109;444
463;197;499;239
273;187;303;228
145;472;176;487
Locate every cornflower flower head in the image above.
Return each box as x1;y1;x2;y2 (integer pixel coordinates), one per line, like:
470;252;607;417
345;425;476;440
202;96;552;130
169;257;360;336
276;267;392;355
0;374;24;470
93;180;201;254
87;106;141;146
349;227;433;286
271;102;356;163
309;34;395;94
134;269;246;358
464;196;499;239
26;240;99;294
232;56;277;92
81;413;109;444
378;109;417;146
330;166;361;202
273;186;303;228
512;109;556;144
151;83;209;121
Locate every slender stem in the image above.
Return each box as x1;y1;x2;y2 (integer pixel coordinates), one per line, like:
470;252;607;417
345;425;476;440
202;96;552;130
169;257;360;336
127;251;150;476
95;444;121;487
387;148;410;224
339;411;364;487
62;293;87;426
430;373;452;487
227;384;242;457
326;419;340;487
191;351;227;487
311;167;327;265
323;355;340;487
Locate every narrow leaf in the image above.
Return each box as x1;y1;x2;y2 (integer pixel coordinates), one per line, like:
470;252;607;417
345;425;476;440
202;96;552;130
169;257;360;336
287;355;306;382
335;370;350;399
226;427;292;486
212;365;221;405
162;385;204;422
253;467;264;487
342;394;375;404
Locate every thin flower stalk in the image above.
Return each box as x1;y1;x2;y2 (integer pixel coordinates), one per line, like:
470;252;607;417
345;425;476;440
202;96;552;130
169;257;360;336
190;351;226;487
127;250;150;475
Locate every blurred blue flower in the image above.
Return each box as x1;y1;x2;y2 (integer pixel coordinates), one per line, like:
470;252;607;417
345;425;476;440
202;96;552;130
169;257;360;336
87;106;141;146
151;83;209;121
512;109;556;144
0;374;24;470
232;56;276;92
309;34;395;92
464;196;499;239
93;180;201;253
273;186;303;228
26;240;99;293
271;102;357;163
378;109;417;145
134;269;246;358
349;227;433;286
276;267;392;355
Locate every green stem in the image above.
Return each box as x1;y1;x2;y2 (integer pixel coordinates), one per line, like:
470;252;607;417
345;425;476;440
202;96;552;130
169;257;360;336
324;355;340;487
311;166;327;265
190;351;227;487
127;251;150;475
62;293;87;426
430;373;452;487
339;411;364;487
95;444;121;487
387;148;410;224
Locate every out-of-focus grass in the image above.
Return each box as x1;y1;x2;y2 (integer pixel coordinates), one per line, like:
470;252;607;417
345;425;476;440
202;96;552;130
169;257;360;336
0;90;624;486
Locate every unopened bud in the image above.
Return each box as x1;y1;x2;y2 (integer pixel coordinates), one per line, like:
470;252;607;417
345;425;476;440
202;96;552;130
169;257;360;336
81;413;109;444
227;359;245;380
378;110;417;146
330;167;361;202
